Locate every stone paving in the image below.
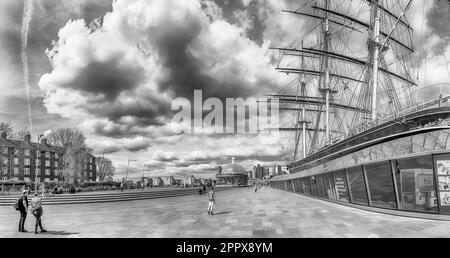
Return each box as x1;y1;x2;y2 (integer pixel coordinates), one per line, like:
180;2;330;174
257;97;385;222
1;187;450;238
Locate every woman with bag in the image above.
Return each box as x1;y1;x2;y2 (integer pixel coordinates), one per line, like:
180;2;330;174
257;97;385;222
30;193;47;234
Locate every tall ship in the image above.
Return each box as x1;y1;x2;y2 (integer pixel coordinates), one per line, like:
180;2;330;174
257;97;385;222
269;0;450;218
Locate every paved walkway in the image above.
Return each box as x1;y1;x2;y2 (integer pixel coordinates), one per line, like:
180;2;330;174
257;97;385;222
1;187;450;238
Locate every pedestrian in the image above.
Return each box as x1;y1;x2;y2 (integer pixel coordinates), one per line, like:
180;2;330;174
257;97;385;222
30;193;47;234
17;190;29;232
254;184;258;193
202;184;206;195
207;187;215;215
120;182;124;192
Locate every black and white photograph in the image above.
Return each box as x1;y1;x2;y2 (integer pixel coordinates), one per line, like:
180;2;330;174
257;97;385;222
1;0;450;243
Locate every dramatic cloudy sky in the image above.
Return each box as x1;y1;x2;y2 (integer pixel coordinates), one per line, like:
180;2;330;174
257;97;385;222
0;0;449;180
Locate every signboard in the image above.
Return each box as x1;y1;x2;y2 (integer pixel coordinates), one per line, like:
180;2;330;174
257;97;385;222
335;175;349;202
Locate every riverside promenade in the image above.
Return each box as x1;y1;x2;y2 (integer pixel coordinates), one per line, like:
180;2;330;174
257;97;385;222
2;187;450;238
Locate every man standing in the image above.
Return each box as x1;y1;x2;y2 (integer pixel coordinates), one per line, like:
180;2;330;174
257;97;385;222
31;193;47;234
18;190;29;232
207;187;215;216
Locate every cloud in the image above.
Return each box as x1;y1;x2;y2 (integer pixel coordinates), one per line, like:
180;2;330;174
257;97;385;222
39;0;285;141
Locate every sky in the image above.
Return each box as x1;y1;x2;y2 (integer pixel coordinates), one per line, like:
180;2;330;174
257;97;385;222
0;0;449;180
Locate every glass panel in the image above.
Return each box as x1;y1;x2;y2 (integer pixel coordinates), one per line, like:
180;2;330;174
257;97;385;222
365;162;397;209
324;173;338;200
394;156;438;213
347;166;369;205
316;175;327;197
334;171;350;202
310;177;318;197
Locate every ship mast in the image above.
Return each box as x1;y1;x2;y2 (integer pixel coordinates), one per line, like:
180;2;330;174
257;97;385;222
270;0;416;165
369;0;381;122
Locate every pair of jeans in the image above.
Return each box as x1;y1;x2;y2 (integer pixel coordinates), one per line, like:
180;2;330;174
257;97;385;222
33;212;44;232
208;201;215;213
18;211;27;231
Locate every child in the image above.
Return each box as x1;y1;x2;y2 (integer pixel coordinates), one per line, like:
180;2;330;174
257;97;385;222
207;187;215;215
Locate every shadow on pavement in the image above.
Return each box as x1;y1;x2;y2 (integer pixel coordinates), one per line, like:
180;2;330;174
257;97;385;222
43;231;79;236
214;211;232;215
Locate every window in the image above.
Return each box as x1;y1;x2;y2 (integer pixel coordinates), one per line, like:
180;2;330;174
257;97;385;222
36;168;41;175
45;152;50;158
45;169;50;176
347;166;369;205
3;158;8;165
14;149;20;155
90;165;93;170
55;161;58;167
24;149;30;156
90;158;94;164
316;175;327;198
310;176;318;196
365;161;397;209
24;158;30;166
323;173;338;200
45;160;50;167
35;159;40;166
55;153;59;159
394;156;438;213
24;168;30;175
334;171;350;202
13;167;19;175
14;158;19;165
2;167;8;175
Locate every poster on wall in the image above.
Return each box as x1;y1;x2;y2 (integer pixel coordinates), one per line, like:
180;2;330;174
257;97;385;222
437;159;450;207
440;193;450;206
439;176;450;191
437;160;450;175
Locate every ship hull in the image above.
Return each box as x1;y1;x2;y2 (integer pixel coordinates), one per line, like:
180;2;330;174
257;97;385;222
271;108;450;218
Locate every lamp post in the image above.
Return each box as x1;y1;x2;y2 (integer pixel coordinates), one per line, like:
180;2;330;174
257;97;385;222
35;134;43;192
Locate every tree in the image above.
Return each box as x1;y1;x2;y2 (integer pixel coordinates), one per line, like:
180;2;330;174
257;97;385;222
96;157;115;182
13;127;31;141
46;128;87;184
0;122;13;138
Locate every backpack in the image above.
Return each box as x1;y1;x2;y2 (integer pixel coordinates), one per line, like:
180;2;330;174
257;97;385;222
13;196;21;211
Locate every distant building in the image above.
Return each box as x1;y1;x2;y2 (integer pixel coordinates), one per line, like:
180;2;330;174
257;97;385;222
0;133;96;183
215;157;248;186
253;164;266;179
183;175;195;186
152;177;163;186
162;176;176;186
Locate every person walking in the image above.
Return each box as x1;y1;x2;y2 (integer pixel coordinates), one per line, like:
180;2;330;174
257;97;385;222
17;190;29;232
254;184;258;193
207;187;215;215
30;193;47;234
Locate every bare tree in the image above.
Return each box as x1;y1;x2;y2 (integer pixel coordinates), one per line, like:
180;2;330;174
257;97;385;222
45;128;86;149
0;122;13;138
13;127;31;141
96;157;115;182
46;128;87;184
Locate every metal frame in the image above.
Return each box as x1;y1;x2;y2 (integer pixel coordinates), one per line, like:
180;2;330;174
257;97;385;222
362;165;372;207
390;160;401;210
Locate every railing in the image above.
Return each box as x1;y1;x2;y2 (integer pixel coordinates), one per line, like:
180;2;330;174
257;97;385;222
349;94;450;138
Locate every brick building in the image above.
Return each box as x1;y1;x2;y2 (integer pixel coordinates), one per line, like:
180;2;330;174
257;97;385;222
0;133;96;183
